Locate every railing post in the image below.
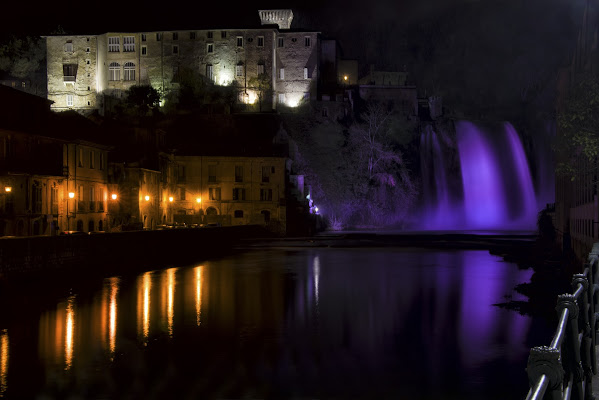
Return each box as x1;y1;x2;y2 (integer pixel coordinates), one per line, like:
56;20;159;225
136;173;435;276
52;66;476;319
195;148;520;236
527;346;564;400
557;293;584;399
572;274;594;400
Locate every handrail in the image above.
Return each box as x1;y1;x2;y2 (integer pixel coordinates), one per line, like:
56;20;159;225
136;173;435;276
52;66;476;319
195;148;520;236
524;243;599;400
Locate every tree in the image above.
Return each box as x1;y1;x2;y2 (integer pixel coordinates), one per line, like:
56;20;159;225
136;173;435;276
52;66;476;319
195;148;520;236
120;85;161;117
555;73;599;177
248;73;272;112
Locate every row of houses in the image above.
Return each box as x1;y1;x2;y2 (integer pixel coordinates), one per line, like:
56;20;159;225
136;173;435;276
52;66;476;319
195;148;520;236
0;85;294;236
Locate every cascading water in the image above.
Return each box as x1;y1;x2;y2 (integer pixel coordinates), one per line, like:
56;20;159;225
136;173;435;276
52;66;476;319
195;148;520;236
419;120;539;231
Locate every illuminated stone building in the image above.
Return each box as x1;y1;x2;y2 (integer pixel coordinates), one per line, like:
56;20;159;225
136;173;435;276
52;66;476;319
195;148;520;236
44;9;319;114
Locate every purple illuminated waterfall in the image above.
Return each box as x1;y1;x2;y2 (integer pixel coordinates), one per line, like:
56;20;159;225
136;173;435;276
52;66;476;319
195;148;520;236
419;121;539;230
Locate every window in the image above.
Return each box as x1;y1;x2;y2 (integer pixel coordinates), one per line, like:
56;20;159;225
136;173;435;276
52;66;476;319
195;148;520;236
262;166;271;183
234;210;243;218
206;64;213;81
141;33;147;42
305;36;311;47
65;41;73;52
141;46;147;56
86;47;90;53
89;187;96;211
172;32;178;40
207;31;213;39
304;67;308;79
260;188;273;201
232;188;246;201
98;189;105;212
172;45;179;55
207;43;213;53
51;187;58;214
100;153;104;170
278;93;285;104
221;31;227;39
33;184;42;214
108;37;120;52
279;68;284;80
209;187;221;200
78;148;84;167
178;165;186;183
86;59;90;65
109;62;120;81
156;33;162;41
123;36;135;52
178;187;186;201
235;166;243;182
237;36;243;47
190;31;196;39
236;64;243;77
66;95;73;107
257;36;264;47
78;185;85;212
173;66;180;82
124;62;135;81
90;150;95;169
63;64;77;81
322;107;329;117
208;165;217;182
257;63;265;75
278;37;284;47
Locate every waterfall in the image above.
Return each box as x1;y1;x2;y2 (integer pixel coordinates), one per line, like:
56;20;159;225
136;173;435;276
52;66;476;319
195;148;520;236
419;120;539;231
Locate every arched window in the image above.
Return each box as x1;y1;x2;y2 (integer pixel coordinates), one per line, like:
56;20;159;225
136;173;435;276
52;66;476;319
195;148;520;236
124;62;135;81
109;62;120;81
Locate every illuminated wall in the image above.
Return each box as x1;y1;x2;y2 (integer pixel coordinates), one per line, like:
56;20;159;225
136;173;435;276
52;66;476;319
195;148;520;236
46;35;99;113
45;11;321;114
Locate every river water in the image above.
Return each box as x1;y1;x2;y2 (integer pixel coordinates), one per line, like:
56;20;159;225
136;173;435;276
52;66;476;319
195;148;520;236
0;247;551;399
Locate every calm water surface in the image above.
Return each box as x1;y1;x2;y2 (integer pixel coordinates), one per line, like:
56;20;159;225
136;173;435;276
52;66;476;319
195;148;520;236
0;247;551;399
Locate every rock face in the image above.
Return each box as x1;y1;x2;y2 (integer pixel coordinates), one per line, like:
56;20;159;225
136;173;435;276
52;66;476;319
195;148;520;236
45;9;319;115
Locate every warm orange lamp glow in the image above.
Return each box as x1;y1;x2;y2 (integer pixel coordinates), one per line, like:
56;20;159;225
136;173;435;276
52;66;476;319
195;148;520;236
169;196;174;202
68;192;75;199
343;75;348;81
145;195;150;201
196;197;201;203
111;193;118;200
4;187;11;193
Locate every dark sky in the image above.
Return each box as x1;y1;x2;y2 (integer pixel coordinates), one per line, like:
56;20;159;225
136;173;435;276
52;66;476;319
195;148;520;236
5;0;585;113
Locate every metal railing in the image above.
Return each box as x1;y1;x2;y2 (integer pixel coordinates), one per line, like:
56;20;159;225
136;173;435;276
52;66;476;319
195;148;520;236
525;243;599;400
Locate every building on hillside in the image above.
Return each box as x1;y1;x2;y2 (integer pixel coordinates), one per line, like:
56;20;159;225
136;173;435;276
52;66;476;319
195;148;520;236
357;65;418;117
44;9;320;115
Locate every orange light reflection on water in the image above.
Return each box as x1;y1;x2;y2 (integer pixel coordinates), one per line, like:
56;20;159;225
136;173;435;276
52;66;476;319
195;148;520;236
0;330;8;397
195;266;204;326
65;296;75;370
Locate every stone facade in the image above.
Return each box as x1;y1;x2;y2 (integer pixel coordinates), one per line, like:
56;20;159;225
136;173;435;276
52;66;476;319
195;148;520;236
45;10;320;114
45;35;99;113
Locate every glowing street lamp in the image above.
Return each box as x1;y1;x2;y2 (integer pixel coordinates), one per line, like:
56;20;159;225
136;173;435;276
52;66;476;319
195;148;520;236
196;197;201;204
168;196;174;202
145;195;150;202
343;75;348;81
111;193;118;200
4;187;11;193
68;192;75;199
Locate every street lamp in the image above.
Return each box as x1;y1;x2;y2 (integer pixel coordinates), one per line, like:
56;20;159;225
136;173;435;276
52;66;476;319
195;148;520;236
196;197;201;204
4;187;11;193
68;192;75;199
111;193;118;200
145;195;150;202
169;196;174;202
